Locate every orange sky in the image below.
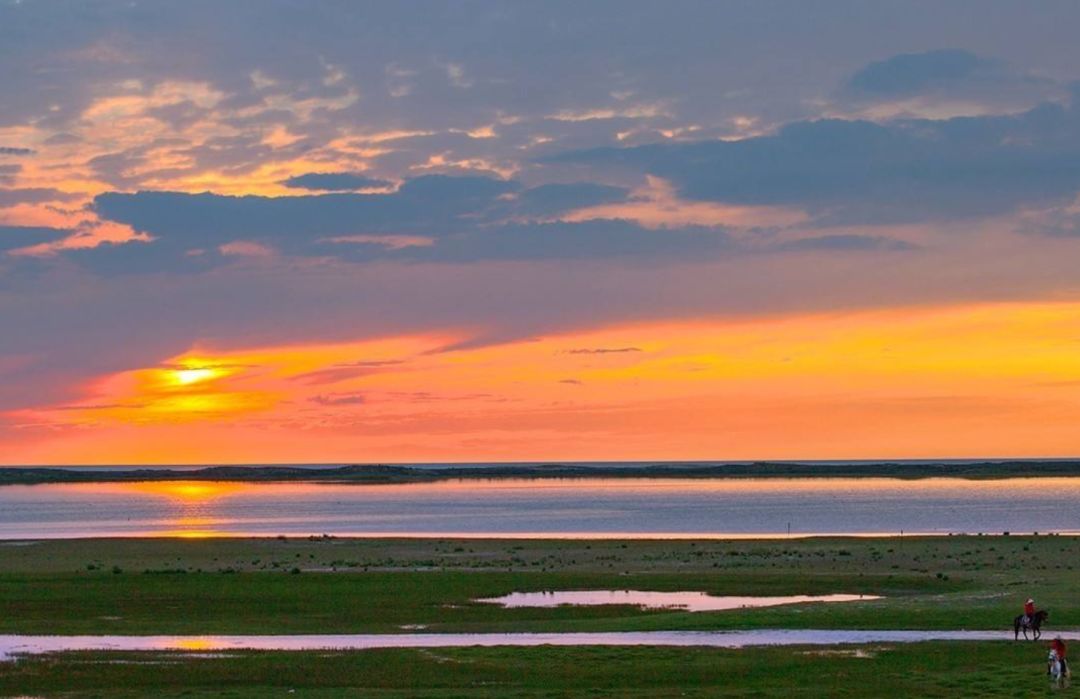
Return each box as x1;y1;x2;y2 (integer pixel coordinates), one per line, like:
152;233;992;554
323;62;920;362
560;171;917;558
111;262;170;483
7;299;1080;464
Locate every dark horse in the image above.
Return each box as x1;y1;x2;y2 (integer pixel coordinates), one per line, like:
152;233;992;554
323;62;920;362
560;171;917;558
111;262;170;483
1014;610;1049;640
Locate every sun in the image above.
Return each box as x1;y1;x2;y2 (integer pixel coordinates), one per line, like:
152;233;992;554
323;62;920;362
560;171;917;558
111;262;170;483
171;367;221;386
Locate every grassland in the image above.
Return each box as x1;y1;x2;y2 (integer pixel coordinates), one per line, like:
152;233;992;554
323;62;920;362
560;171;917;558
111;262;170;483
1;535;1075;696
0;643;1063;698
0;535;1076;634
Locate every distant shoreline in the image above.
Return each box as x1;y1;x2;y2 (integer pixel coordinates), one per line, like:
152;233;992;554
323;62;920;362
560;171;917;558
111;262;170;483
6;460;1080;486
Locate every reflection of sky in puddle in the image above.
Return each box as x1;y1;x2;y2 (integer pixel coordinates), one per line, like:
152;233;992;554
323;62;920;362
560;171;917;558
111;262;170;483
476;590;879;612
5;477;1080;538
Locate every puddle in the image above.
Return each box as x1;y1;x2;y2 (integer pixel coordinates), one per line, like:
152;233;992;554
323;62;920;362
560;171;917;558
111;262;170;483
475;591;879;612
799;648;884;659
2;629;1076;660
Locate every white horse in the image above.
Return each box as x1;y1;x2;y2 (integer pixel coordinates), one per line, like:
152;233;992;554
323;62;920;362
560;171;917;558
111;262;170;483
1049;649;1069;685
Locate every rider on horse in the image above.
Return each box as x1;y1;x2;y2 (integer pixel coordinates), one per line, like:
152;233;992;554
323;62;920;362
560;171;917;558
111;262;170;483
1050;636;1069;677
1024;598;1036;627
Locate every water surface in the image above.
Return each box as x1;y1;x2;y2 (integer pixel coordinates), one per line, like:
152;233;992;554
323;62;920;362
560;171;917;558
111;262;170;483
0;629;1070;660
477;591;879;611
2;477;1080;539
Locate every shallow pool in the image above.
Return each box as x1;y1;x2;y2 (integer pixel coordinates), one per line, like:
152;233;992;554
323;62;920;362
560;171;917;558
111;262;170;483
476;591;880;612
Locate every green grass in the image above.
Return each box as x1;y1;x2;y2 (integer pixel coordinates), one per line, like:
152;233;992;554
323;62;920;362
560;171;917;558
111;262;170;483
0;569;955;635
0;535;1076;634
0;643;1064;698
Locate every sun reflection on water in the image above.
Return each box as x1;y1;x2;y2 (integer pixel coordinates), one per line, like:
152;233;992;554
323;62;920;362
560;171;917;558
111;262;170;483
68;481;247;536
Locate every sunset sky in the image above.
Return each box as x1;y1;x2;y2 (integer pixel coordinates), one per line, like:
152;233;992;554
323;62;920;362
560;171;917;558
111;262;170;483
5;1;1080;464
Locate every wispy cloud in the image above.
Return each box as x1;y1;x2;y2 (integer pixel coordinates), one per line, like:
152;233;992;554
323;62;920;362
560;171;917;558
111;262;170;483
566;347;643;355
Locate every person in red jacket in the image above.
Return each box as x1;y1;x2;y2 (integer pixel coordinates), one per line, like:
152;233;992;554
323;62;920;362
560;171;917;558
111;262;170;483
1024;598;1036;626
1050;636;1068;676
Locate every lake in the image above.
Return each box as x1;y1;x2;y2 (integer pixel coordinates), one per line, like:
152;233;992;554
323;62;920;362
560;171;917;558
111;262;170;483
2;476;1080;539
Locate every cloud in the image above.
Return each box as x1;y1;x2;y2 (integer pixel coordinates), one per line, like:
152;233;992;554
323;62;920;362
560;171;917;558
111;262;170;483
776;234;918;252
75;175;721;271
69;219;739;273
0;188;81;207
390;220;734;263
566;347;642;354
309;392;365;406
1019;208;1080;238
61;169;926;275
845;50;995;98
93;174;517;243
555;98;1080;224
291;360;404;386
836;49;1058;117
282;172;393;191
511;182;629;217
0;147;35;156
334;360;405;368
384;391;498;403
0;226;71;253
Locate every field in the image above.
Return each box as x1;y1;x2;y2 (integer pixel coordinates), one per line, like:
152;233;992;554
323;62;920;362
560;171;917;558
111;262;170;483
0;643;1058;698
0;535;1074;696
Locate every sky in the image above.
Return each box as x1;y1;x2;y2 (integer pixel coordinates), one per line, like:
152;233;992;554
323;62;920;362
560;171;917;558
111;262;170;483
4;1;1080;464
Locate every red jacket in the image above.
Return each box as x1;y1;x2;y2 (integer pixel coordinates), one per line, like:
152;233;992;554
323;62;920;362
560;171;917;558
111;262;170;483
1025;601;1036;616
1053;639;1067;659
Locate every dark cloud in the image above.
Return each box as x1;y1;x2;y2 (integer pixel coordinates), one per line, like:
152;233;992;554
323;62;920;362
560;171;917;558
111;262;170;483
94;175;518;244
556;99;1080;224
62;238;232;276
776;235;918;252
58;169;933;274
326;220;736;264
0;226;71;253
68;219;738;274
846;49;993;97
837;49;1057;113
77;175;697;271
282;172;393;191
0;188;80;207
0;147;34;156
512;182;628;217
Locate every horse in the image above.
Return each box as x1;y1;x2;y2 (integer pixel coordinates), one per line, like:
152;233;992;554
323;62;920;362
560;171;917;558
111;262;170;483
1014;609;1049;640
1048;648;1069;685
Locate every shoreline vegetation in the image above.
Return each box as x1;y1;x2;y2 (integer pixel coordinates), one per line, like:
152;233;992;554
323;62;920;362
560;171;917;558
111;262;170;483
6;459;1080;486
